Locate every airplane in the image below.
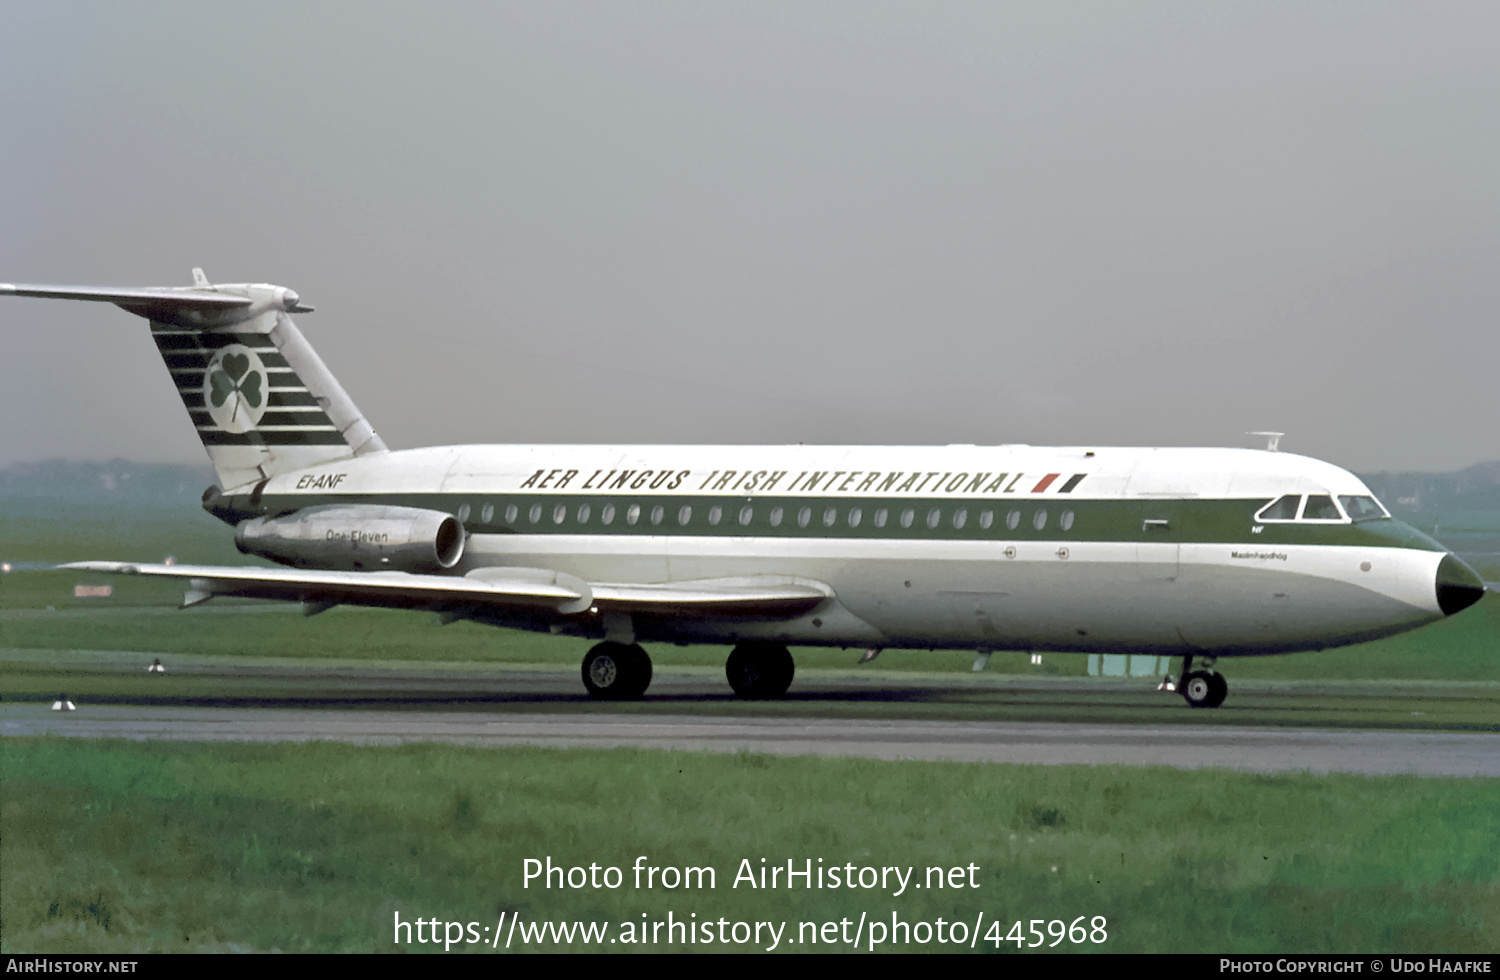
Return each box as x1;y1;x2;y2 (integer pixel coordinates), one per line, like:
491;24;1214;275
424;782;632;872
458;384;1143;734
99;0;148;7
1;272;1490;708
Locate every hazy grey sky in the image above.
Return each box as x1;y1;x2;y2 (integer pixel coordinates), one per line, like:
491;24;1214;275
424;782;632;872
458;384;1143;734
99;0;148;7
3;1;1496;473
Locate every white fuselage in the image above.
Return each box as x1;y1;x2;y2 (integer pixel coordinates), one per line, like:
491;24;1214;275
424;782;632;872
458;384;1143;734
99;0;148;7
238;443;1456;656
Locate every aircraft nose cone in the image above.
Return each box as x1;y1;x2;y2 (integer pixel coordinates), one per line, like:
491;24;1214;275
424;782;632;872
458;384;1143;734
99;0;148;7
1436;554;1485;616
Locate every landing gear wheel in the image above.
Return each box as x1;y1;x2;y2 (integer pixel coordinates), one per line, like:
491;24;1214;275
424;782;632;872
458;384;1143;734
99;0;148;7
1205;671;1228;708
582;642;653;700
726;643;795;699
1181;670;1227;708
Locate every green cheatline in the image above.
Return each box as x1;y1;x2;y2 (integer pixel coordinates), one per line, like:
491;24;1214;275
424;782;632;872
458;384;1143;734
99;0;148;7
237;489;1448;549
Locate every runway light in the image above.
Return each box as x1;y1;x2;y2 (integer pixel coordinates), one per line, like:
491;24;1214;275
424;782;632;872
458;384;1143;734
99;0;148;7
1;562;11;573
148;658;165;674
51;695;77;712
163;555;176;566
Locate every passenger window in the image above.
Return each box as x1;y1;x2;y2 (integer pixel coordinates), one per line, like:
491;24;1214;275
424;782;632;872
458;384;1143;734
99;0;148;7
823;507;837;527
457;504;471;522
1006;510;1021;531
504;503;519;523
553;503;567;524
770;506;784;527
577;504;591;524
1303;495;1341;521
900;509;915;528
651;505;665;526
1257;495;1300;521
1060;509;1074;531
708;505;723;526
848;507;862;528
626;504;640;525
798;507;812;528
979;510;993;530
678;505;692;526
481;503;495;523
874;508;888;528
926;508;941;529
952;509;967;530
601;504;615;525
1033;509;1048;531
739;505;754;526
529;504;543;524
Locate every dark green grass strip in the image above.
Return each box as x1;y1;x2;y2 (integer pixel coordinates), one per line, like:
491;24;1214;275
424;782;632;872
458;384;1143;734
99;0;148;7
3;739;1497;953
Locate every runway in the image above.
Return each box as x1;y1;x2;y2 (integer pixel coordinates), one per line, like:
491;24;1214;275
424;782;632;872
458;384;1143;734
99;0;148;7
5;703;1499;776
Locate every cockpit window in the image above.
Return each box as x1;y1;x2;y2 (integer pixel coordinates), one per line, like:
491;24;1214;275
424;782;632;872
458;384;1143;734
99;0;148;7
1257;495;1300;521
1256;493;1354;524
1339;495;1389;522
1301;495;1342;520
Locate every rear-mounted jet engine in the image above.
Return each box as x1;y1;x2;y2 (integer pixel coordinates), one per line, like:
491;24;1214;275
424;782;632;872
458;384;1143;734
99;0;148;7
234;504;466;573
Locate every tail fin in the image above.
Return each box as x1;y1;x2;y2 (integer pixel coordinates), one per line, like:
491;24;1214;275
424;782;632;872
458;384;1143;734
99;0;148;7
1;270;386;490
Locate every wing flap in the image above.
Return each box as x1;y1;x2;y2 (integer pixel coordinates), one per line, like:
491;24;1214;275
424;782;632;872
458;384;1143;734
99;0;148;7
591;576;832;617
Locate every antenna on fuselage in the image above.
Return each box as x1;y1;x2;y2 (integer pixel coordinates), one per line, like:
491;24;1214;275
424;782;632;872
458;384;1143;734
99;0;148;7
1247;431;1284;452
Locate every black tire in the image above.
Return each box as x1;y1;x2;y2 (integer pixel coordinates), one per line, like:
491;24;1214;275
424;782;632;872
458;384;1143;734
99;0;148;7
725;643;795;699
1204;671;1228;708
1180;670;1216;708
1181;670;1228;708
583;642;645;700
622;644;653;698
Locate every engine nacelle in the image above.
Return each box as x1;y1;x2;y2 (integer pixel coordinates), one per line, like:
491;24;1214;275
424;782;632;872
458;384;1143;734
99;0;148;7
235;505;466;572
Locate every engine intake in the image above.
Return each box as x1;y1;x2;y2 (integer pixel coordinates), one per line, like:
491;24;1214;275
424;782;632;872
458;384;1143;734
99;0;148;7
235;504;466;572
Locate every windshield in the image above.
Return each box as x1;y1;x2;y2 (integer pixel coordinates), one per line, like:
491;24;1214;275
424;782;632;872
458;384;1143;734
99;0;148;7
1302;495;1342;520
1258;494;1300;521
1339;494;1390;523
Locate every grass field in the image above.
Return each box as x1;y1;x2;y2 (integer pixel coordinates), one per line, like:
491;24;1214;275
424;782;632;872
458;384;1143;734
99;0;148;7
4;738;1498;953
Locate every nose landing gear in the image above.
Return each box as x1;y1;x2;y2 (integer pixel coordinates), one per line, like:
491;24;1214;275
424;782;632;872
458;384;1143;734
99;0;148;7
1176;654;1228;708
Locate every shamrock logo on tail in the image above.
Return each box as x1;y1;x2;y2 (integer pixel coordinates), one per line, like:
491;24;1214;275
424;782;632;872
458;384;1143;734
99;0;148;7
203;345;269;433
209;352;263;422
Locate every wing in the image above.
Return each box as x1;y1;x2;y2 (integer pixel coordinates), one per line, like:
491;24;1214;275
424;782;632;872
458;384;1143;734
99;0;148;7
58;562;832;620
62;561;594;614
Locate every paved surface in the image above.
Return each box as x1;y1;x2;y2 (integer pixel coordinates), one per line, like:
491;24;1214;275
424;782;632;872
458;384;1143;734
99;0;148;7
5;703;1498;776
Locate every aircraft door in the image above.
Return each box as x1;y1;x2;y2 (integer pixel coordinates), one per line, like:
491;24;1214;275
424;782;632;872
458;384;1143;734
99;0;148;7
1135;500;1179;582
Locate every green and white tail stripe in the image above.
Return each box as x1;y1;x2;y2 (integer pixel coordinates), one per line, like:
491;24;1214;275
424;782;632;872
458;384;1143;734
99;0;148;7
152;326;345;444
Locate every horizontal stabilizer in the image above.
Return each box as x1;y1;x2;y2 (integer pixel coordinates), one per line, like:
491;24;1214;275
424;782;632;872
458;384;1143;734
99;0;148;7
0;281;310;329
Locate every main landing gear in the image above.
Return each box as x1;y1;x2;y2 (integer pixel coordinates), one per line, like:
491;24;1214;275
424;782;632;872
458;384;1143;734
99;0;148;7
579;641;797;700
725;642;796;700
1176;654;1228;708
581;642;653;700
